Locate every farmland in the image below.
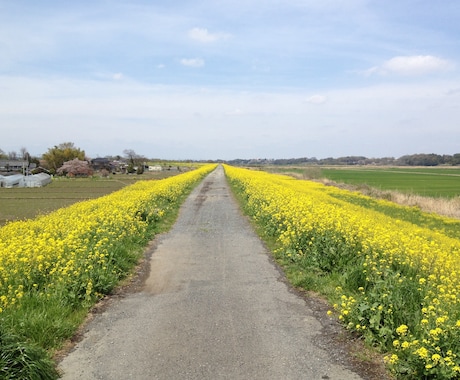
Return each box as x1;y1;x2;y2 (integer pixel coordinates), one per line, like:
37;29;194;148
320;167;460;198
0;170;187;226
267;166;460;198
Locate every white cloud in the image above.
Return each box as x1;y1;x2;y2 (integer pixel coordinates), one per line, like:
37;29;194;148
305;95;327;104
368;55;454;76
113;72;123;80
188;27;230;43
180;58;205;68
1;74;460;159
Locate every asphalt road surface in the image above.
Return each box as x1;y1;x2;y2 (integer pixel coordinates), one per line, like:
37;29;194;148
58;166;364;380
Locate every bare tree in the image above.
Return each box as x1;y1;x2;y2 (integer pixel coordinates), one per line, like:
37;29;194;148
123;149;146;174
8;151;18;160
20;147;30;162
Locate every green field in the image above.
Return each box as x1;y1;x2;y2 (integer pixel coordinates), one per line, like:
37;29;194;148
0;171;180;226
319;167;460;198
263;166;460;198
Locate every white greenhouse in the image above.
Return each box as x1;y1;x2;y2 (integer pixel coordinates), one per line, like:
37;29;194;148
0;173;52;188
24;173;52;188
2;174;26;188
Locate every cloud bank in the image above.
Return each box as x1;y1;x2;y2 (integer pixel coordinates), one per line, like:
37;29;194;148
367;55;454;76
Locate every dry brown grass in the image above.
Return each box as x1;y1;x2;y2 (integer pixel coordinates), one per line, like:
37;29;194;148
382;191;460;219
282;171;460;220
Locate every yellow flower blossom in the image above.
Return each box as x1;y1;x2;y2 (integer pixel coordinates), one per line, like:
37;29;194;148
396;324;409;336
0;165;216;313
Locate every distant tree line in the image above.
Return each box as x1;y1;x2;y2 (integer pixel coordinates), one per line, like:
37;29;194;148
2;144;459;169
227;153;460;166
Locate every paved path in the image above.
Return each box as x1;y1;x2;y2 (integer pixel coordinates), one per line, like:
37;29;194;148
58;166;363;380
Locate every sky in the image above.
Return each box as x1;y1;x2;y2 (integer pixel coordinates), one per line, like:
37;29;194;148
1;0;459;160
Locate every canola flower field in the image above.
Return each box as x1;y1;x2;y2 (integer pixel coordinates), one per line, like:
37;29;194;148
224;165;460;379
0;164;216;379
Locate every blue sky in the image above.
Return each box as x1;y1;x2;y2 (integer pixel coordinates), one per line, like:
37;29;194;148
1;0;459;160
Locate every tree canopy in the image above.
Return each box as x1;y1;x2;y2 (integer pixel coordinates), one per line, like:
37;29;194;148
42;142;85;174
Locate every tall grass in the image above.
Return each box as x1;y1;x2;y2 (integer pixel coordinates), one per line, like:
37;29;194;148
321;179;460;220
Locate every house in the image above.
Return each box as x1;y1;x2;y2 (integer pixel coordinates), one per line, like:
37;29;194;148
91;157;112;171
110;160;128;173
148;165;162;171
0;160;28;173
